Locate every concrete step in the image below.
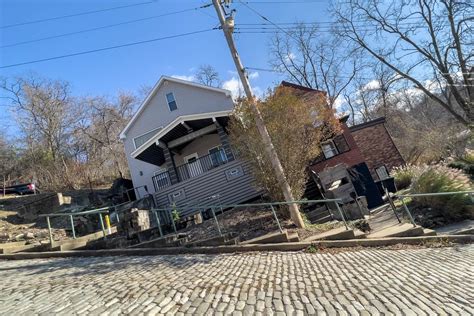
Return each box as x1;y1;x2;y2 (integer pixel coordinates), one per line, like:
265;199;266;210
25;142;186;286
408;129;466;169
368;223;425;238
0;243;47;254
288;233;300;242
423;228;437;236
128;234;188;248
304;227;356;241
53;240;88;251
354;230;367;239
241;230;290;245
187;235;239;247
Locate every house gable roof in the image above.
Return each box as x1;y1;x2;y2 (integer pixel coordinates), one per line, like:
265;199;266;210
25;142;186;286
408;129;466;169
130;110;232;158
280;81;327;95
349;117;386;132
120;76;232;139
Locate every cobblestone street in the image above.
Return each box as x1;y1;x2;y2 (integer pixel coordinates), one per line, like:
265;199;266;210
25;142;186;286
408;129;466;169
1;245;473;315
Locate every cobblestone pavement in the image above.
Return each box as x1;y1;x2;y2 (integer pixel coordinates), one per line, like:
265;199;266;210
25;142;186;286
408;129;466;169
1;245;473;315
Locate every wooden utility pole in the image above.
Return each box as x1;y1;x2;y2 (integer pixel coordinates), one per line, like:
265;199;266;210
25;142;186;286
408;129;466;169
212;0;305;228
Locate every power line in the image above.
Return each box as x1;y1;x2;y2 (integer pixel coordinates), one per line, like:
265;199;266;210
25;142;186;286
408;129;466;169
1;1;156;29
0;28;216;69
242;0;328;3
237;0;297;40
1;3;213;49
246;67;473;87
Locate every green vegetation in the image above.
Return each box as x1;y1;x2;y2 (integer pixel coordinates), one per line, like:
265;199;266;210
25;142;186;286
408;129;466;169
392;164;421;190
448;149;474;180
410;164;473;221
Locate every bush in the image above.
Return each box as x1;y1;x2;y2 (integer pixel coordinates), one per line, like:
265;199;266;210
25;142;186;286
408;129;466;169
410;164;473;221
392;164;422;190
448;149;474;179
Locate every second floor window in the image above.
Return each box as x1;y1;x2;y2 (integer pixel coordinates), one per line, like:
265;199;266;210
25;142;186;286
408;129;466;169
321;140;338;159
166;92;177;111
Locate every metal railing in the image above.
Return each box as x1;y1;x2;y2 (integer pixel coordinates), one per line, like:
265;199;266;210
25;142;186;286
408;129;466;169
392;190;474;227
152;148;232;191
39;207;111;246
149;199;348;240
152;170;172;191
36;198;350;248
176;149;230;181
121;185;149;201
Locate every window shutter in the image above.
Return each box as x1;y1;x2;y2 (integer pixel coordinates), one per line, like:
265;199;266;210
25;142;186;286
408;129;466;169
333;134;350;153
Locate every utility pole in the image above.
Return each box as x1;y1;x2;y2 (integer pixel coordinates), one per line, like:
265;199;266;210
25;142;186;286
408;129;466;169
212;0;305;228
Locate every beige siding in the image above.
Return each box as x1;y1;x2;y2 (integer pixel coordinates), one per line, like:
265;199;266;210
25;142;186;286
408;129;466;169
173;133;222;166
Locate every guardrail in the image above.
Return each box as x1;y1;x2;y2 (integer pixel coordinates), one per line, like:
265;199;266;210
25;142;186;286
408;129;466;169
150;198;348;239
392;190;474;227
39;207;111;246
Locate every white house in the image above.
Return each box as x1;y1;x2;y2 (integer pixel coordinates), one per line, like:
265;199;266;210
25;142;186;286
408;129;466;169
120;76;261;215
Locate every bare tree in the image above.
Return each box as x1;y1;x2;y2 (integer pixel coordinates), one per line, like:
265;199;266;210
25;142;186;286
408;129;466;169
0;75;84;189
342;62;399;124
76;93;136;181
1;76;80;162
0;133;18;194
333;0;474;126
269;23;360;108
1;75;136;190
195;64;221;87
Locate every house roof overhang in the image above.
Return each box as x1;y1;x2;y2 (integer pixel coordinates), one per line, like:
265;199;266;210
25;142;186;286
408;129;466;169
131;110;232;161
120;76;232;140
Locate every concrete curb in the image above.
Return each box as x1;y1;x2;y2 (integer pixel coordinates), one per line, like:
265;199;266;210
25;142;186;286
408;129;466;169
0;235;472;260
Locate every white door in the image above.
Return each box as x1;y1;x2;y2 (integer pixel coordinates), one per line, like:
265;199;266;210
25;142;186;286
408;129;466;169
183;153;203;178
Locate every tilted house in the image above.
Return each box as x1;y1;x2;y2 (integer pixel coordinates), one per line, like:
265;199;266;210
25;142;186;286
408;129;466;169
120;76;261;212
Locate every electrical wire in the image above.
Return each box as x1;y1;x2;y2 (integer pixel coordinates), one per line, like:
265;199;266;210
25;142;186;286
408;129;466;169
0;28;216;69
1;3;213;49
0;1;156;29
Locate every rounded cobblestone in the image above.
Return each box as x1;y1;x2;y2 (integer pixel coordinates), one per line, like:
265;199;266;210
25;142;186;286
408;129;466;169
0;245;473;314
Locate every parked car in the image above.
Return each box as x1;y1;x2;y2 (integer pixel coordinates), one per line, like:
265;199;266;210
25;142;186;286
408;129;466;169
0;183;37;195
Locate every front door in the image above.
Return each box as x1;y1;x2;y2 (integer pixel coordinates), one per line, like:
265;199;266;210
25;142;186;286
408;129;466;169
183;153;203;178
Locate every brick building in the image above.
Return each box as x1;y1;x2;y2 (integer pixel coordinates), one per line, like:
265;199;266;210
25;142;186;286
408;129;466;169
350;117;405;180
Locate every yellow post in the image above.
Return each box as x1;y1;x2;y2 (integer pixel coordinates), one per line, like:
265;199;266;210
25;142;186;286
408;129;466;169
105;214;112;234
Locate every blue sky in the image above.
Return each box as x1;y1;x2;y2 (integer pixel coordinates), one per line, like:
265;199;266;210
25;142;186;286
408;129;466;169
0;0;333;135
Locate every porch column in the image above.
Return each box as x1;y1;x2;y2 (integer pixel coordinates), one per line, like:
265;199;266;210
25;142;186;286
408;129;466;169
215;121;235;161
163;145;179;184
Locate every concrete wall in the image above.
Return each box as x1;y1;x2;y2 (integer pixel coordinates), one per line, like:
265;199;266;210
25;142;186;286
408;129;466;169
122;79;233;192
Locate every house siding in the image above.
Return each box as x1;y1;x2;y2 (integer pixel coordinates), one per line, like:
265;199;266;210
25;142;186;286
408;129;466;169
173;133;222;166
350;118;405;179
154;159;262;218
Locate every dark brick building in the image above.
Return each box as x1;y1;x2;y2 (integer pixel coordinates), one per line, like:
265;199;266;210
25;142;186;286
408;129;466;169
281;81;404;208
350;117;405;180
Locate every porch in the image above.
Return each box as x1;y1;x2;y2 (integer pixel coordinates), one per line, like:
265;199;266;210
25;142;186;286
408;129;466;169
131;113;236;193
152;147;233;191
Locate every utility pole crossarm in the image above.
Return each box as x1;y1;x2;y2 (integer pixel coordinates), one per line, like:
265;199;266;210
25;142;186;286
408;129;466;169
212;0;305;228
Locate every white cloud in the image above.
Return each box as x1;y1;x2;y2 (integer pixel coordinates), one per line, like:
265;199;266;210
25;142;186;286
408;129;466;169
361;79;381;91
222;76;263;100
333;95;345;111
171;74;195;82
248;71;259;79
222;77;244;99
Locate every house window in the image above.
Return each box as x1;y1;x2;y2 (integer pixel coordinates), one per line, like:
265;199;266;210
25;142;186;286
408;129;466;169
321;140;338;159
166;92;177;111
209;146;227;166
375;166;389;180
